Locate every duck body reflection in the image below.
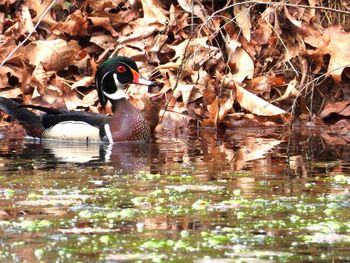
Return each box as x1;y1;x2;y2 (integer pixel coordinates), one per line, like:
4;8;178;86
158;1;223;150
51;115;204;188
1;127;350;181
0;137;159;173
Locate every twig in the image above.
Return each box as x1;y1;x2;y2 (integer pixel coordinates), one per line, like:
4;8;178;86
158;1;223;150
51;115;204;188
199;1;350;39
159;33;195;123
267;17;299;77
0;0;56;68
198;0;349;35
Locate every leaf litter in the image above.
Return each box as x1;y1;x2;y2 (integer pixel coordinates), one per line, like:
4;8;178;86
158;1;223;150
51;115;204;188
0;0;349;139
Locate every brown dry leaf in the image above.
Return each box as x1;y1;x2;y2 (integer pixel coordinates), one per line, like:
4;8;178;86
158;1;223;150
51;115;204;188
21;5;34;33
321;133;350;145
235;83;286;116
0;87;22;98
0;210;9;219
227;45;254;83
202;80;217;106
3;15;29;38
90;34;116;50
174;84;194;106
168;37;211;62
244;76;270;94
108;8;140;27
64;93;84;110
252;22;272;46
49;75;85;110
141;0;167;25
19;39;80;71
0;37;17;62
160;107;191;131
0;60;29;89
177;0;215;33
177;0;205;20
319;101;350;119
31;63;51;97
158;37;218;72
71;76;94;89
0;0;17;4
283;5;303;29
52;10;88;36
222;112;285;128
274;79;300;102
147;33;168;61
117;18;160;44
81;90;98;106
86;0;119;13
218;91;234;122
88;17;118;37
24;0;56;26
305;26;350;83
234;2;252;42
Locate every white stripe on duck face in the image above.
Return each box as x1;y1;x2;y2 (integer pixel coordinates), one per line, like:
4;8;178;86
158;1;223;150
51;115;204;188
103;89;127;101
42;121;101;142
100;73;128;100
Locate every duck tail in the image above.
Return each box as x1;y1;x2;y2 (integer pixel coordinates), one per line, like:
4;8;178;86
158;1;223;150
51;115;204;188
0;97;45;138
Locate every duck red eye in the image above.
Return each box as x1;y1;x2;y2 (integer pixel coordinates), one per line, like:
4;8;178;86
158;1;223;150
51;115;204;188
117;65;126;73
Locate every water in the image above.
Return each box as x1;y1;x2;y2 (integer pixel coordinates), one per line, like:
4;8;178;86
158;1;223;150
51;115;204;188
0;127;350;262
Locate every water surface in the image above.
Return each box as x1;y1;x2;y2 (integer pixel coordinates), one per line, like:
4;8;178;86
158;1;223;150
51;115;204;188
0;127;349;262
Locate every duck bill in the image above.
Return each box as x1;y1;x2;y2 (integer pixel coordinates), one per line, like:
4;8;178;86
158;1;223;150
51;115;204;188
131;68;153;86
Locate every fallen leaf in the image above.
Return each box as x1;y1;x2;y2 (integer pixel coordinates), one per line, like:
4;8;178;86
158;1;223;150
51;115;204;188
227;46;254;83
174;84;194;106
90;34;116;50
235;83;286;116
303;25;350;83
19;39;80;71
218;91;234;122
24;0;57;26
274;79;300;102
88;16;118;37
117;19;159;44
321;133;350;145
71;76;94;89
159;107;191;132
52;10;88;36
141;0;167;25
234;3;252;42
177;0;207;23
319;101;350;119
245;76;270;94
0;87;22;98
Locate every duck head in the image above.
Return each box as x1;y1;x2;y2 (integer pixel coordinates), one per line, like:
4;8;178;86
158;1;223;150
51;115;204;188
95;56;153;107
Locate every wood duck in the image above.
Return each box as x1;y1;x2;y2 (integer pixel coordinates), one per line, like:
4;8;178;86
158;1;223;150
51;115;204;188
0;56;158;143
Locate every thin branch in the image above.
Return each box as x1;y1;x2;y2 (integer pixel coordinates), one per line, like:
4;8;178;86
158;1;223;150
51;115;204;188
159;33;195;123
0;0;56;68
199;0;350;30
